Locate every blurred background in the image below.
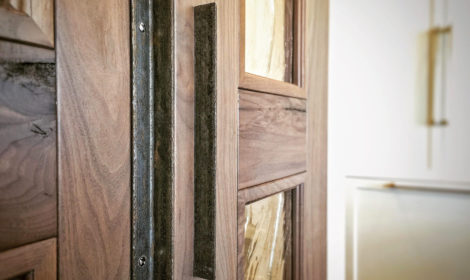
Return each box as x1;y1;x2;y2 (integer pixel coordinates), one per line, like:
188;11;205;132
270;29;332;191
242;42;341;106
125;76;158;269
328;0;470;279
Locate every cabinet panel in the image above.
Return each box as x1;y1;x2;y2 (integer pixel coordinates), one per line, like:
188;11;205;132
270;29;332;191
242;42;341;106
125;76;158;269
0;0;54;48
0;63;56;251
239;90;306;189
0;238;56;280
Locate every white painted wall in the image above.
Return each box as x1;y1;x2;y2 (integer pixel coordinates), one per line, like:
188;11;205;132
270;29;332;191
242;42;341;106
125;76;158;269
328;0;470;279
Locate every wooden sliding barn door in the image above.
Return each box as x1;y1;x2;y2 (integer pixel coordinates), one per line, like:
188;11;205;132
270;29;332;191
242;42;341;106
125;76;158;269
0;0;326;278
147;0;329;279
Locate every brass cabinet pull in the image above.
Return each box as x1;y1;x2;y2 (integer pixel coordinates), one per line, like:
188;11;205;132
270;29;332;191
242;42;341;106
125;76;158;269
427;26;451;127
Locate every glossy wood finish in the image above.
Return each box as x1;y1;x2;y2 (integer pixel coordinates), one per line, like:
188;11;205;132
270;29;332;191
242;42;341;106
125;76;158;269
239;90;306;189
56;0;131;278
240;0;306;99
0;63;56;251
0;238;56;280
304;0;328;278
0;0;54;48
173;0;239;278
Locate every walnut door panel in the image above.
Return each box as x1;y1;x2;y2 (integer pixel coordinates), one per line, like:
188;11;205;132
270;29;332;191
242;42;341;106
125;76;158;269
0;63;57;252
0;238;56;280
239;90;306;189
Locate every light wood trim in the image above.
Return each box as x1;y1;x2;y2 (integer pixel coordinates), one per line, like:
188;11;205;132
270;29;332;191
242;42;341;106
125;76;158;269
239;0;306;99
304;0;328;278
56;0;131;278
0;238;57;280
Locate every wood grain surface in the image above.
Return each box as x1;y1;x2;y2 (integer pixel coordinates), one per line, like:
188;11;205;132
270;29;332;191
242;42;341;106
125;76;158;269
0;62;56;251
304;0;328;278
0;238;56;280
56;0;131;278
239;90;306;189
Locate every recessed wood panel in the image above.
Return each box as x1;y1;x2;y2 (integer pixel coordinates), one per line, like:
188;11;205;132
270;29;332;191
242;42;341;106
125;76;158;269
239;90;306;189
0;62;56;251
0;0;54;48
0;238;56;280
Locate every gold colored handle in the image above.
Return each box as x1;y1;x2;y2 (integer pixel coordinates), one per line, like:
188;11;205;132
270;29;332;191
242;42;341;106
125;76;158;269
427;26;451;127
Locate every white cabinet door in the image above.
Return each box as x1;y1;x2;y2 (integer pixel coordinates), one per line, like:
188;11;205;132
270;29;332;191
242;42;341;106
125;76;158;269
332;0;470;182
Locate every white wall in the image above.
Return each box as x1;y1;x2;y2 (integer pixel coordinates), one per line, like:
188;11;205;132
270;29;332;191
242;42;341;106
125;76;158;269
328;0;470;279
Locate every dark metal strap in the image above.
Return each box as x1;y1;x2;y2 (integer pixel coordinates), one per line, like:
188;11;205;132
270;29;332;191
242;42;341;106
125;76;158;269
131;0;154;278
193;3;217;280
131;0;174;279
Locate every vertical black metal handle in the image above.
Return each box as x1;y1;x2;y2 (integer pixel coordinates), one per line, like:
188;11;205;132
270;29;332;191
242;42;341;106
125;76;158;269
193;3;217;280
131;0;175;279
